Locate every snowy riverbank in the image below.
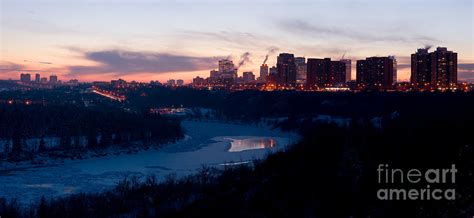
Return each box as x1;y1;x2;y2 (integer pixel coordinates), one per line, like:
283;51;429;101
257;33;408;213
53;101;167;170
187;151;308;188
0;121;298;206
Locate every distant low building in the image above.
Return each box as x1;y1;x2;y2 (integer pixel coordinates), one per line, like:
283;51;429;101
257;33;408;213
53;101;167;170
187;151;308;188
210;70;220;78
167;79;176;86
193;77;205;86
242;72;255;83
20;73;31;83
111;79;126;88
49;75;58;84
92;81;110;87
266;66;279;85
68;79;79;86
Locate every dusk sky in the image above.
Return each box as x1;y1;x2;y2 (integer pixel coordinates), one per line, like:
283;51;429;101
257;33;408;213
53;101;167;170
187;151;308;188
1;0;473;82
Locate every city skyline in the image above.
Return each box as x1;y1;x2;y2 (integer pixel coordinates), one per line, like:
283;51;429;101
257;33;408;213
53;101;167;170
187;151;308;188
1;0;473;82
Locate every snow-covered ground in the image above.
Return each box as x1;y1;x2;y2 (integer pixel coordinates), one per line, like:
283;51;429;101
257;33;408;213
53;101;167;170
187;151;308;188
0;121;297;206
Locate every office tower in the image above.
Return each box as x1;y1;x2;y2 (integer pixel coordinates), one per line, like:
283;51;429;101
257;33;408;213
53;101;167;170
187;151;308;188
295;57;307;84
49;75;58;84
260;64;269;82
218;59;237;79
20;73;31;82
276;53;297;85
243;72;255;83
411;47;457;88
40;77;48;83
356;57;394;90
389;56;397;84
340;59;352;82
35;74;41;82
176;79;184;86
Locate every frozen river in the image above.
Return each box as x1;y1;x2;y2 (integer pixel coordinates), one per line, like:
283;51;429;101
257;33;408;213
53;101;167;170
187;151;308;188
0;121;296;205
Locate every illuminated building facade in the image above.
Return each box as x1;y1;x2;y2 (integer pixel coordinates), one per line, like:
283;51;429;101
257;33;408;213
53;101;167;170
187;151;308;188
340;59;351;82
295;57;307;84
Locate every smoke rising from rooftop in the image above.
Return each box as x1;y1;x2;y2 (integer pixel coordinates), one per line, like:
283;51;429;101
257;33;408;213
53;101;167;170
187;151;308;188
424;44;432;51
237;52;251;69
263;47;279;64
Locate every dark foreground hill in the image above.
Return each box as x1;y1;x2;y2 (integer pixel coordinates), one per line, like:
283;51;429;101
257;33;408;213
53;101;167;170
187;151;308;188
1;91;473;217
1;112;473;217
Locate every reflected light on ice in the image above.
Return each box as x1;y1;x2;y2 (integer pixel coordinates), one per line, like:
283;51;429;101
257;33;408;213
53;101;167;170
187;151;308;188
228;138;276;152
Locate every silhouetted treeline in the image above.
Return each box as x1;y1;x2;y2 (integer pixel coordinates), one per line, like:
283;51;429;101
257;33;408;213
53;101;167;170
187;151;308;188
0;104;183;159
3;94;473;217
127;87;474;122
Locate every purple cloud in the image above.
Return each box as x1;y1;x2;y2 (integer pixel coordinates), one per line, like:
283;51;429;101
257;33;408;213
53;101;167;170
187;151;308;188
68;49;225;76
279;19;437;43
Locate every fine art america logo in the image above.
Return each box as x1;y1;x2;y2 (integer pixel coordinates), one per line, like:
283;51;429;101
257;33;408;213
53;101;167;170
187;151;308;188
377;164;457;200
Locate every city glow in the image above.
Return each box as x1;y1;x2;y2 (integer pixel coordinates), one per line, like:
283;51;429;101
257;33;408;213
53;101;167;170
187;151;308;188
1;0;473;83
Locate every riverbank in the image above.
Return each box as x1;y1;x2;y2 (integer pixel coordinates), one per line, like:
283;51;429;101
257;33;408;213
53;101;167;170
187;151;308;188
0;121;298;206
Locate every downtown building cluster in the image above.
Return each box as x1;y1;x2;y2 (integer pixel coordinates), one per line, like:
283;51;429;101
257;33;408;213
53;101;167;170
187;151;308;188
192;46;460;91
18;73;79;87
15;47;461;92
193;54;352;91
20;73;59;84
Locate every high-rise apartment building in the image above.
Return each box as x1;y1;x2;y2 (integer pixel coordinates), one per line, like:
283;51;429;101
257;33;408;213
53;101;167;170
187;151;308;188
411;47;457;88
307;58;346;88
356;57;395;90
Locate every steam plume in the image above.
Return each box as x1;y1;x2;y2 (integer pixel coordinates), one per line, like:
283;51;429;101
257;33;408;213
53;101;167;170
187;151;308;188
263;47;279;64
237;52;251;69
424;44;432;51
